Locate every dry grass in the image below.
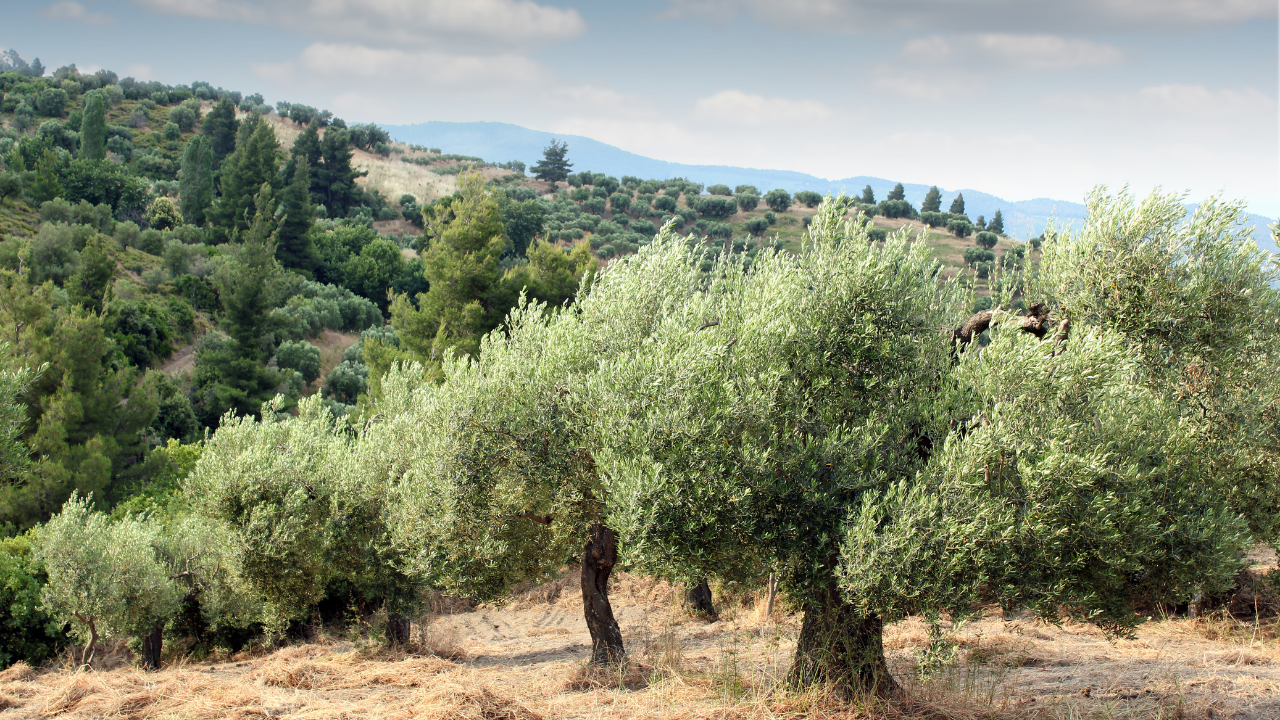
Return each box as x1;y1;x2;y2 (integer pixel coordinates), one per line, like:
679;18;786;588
5;568;1280;720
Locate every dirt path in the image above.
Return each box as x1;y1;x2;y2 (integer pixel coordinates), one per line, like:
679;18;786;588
3;570;1277;719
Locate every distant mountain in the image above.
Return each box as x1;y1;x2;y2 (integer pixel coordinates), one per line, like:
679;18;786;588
385;120;1276;252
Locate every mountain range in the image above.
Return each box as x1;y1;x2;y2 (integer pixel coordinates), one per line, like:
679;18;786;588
384;121;1276;254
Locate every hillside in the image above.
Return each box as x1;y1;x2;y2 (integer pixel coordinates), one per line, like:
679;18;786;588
385;120;1278;252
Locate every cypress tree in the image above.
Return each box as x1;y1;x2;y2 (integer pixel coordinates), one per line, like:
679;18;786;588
79;91;106;161
178;136;215;226
200;98;239;169
921;186;941;213
276;158;318;274
949;193;965;216
860;185;874;205
216;184;279;360
886;183;905;201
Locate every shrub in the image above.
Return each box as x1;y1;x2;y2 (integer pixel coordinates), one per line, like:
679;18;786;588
877;199;916;219
705;221;733;239
609;193;631;216
764;189;791;213
323;359;369;404
596;244;616;258
947;218;974;238
735;193;759;212
583;197;606;215
36;88;67;116
734;184;759;196
867;227;888;242
276;340;322;383
653;195;677;213
695;196;737;220
963;247;996;265
795;190;823;208
764;210;777;225
921;211;946;228
146;197;183;230
0;533;69;669
632;219;657;236
162;122;181;141
707;184;732;196
744;217;769;236
975;231;998;250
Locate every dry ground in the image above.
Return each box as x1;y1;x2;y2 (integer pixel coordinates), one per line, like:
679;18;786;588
4;556;1278;720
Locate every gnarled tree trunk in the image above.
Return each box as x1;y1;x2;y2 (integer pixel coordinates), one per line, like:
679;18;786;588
581;523;624;665
685;578;718;621
141;622;164;670
787;581;898;699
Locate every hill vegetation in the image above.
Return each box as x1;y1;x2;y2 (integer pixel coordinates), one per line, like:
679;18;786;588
1;49;1279;719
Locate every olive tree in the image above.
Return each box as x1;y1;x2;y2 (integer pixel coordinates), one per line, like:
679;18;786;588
764;188;791;213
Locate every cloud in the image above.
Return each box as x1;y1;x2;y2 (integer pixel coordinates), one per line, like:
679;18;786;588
124;63;156;81
866;65;981;102
39;1;115;25
900;34;1125;71
556;85;659;119
693;90;834;127
1039;84;1277;127
253;43;549;89
661;0;1275;33
134;0;586;46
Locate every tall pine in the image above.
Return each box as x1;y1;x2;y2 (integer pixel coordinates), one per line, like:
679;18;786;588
860;185;875;204
531;139;571;182
921;186;941;213
276;159;318;274
178;135;215;226
79;91;106;161
948;193;965;215
30;150;63;203
886;183;905;201
316;127;364;218
212;117;280;235
200;97;239;169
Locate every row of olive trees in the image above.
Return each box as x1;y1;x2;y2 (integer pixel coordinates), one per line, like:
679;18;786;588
31;190;1280;694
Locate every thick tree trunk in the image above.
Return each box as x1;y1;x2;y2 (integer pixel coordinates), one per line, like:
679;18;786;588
787;583;898;699
685;578;719;621
385;613;411;645
141;622;164;670
581;523;624;665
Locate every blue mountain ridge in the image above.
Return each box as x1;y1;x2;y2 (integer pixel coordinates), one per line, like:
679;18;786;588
384;121;1276;253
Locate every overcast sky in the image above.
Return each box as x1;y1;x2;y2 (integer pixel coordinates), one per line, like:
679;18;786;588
7;0;1278;215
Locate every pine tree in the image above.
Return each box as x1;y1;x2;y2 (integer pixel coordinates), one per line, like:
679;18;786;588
532;139;571;183
212;118;280;235
79;91;106;161
200;98;239;169
387;172;507;364
887;183;905;201
276;158;318;274
949;193;965;215
860;185;874;205
178;136;215;226
215;184;280;360
316;127;364;218
989;209;1004;236
67;235;115;313
30;150;63;203
921;186;941;213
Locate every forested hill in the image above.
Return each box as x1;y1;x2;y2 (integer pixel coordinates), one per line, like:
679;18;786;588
386;120;1277;251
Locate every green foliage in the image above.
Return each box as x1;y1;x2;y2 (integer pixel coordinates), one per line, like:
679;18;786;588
532;139;572;183
695;196;737;220
877;199;916;219
178;136;214;227
500;196;546;258
146;197;183;231
921;186;941;213
60;159;149;217
707;184;731;196
211;117;280;235
501;239;597;309
324;359;368;404
36;88;67;117
764;188;791;213
276;160;317;273
920;211;945;228
200;98;238;168
67;234;115;313
735;193;759;212
105;299;176;368
860;185;875;204
0;532;69;669
988;209;1004;236
387;172;509;366
886;183;905;201
974;231;998;250
946;218;973;238
341;238;404;308
962;247;995;265
275;340;321;383
734;185;759;196
948;193;965;215
79;91;106;161
794;190;823;208
29;149;62;204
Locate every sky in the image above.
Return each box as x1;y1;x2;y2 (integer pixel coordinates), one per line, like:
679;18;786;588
5;0;1278;215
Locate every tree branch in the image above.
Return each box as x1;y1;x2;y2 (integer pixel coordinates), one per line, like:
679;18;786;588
952;302;1053;348
515;512;553;525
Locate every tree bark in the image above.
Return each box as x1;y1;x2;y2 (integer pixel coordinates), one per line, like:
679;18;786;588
765;574;778;617
787;581;899;699
581;523;624;665
385;613;411;645
140;622;164;670
685;578;718;621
